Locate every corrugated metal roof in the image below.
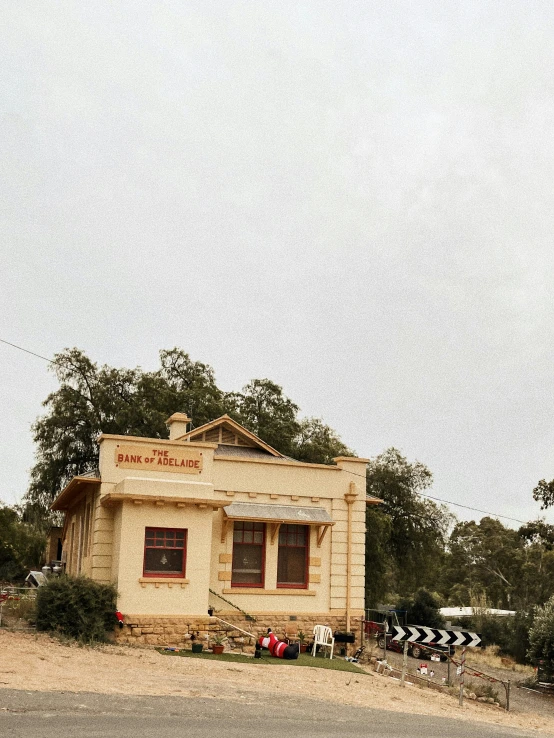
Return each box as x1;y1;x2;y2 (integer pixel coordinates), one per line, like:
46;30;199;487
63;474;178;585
214;446;273;458
440;607;516;618
223;501;333;524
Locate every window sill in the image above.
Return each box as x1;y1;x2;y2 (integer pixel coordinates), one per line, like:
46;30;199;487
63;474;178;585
223;588;316;596
139;577;189;588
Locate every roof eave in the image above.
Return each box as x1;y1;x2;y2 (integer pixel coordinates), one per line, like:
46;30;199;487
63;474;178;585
366;495;383;505
51;476;101;511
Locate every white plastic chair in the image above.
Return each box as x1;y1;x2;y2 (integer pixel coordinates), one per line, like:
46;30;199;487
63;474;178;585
312;625;334;659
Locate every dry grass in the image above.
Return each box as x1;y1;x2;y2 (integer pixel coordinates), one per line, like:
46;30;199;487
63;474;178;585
461;645;533;675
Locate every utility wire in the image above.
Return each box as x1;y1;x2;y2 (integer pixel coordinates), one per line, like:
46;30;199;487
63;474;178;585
0;337;532;526
0;338;57;366
419;493;526;525
341;466;527;525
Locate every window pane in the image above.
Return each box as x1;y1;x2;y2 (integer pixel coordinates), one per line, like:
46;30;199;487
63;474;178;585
277;547;306;585
277;525;308;586
144;529;186;576
232;543;263;584
144;547;183;575
244;530;253;544
253;531;263;544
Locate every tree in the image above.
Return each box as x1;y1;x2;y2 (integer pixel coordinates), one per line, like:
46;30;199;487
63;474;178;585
396;588;445;628
517;521;554;608
0;504;45;581
528;594;554;679
292;417;353;465
221;379;354;463
532;479;554;510
440;518;523;609
231;379;301;457
364;505;392;607
24;349;351;524
365;448;452;601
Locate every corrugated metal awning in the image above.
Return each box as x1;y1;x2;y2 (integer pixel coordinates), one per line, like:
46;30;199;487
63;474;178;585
223;501;333;525
222;501;334;548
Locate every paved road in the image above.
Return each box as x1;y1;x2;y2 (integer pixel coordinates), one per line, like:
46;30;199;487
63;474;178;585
0;689;543;738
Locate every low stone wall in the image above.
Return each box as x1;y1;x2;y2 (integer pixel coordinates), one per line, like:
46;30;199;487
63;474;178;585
116;612;362;652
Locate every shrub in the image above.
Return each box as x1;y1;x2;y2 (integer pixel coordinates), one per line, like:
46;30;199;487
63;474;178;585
528;595;554;680
36;576;117;642
1;594;37;625
464;680;502;706
396;589;444;628
0;505;46;582
451;611;533;664
504;610;533;664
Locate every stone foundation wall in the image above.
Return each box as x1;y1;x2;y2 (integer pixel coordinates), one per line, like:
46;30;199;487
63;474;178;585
116;612;363;653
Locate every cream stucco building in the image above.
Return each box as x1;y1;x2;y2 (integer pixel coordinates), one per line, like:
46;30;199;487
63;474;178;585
52;413;379;647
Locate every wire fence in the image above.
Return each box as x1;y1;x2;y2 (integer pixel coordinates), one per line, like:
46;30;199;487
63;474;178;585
0;586;37;628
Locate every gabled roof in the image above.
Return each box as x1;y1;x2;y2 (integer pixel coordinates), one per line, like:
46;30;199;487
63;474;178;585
177;414;284;458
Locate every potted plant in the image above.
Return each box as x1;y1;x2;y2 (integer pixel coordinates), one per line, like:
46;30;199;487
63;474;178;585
298;631;308;653
211;632;227;655
190;633;203;653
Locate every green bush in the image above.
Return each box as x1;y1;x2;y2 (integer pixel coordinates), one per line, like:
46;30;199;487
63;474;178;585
450;611;533;664
528;595;554;679
0;505;46;582
396;589;445;628
504;611;533;664
36;576;117;642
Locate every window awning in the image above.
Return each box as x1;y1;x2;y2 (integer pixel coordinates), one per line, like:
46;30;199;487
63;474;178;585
222;501;334;547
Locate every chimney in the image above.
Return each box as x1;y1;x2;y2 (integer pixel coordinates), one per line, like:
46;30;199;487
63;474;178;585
166;413;191;440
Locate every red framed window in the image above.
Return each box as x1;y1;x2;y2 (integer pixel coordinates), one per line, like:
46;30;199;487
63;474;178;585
232;521;265;587
277;524;309;588
143;528;187;577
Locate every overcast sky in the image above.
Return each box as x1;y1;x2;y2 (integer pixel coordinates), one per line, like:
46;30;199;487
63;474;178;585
1;1;554;527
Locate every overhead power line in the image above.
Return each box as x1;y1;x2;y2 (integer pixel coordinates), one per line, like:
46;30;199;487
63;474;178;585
0;338;56;366
419;493;526;525
343;468;527;525
0;337;533;526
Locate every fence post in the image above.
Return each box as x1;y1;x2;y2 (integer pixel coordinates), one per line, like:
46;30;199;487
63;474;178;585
401;640;408;686
506;680;510;712
458;646;466;707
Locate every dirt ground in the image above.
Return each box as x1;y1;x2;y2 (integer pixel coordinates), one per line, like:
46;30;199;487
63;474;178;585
1;630;553;735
